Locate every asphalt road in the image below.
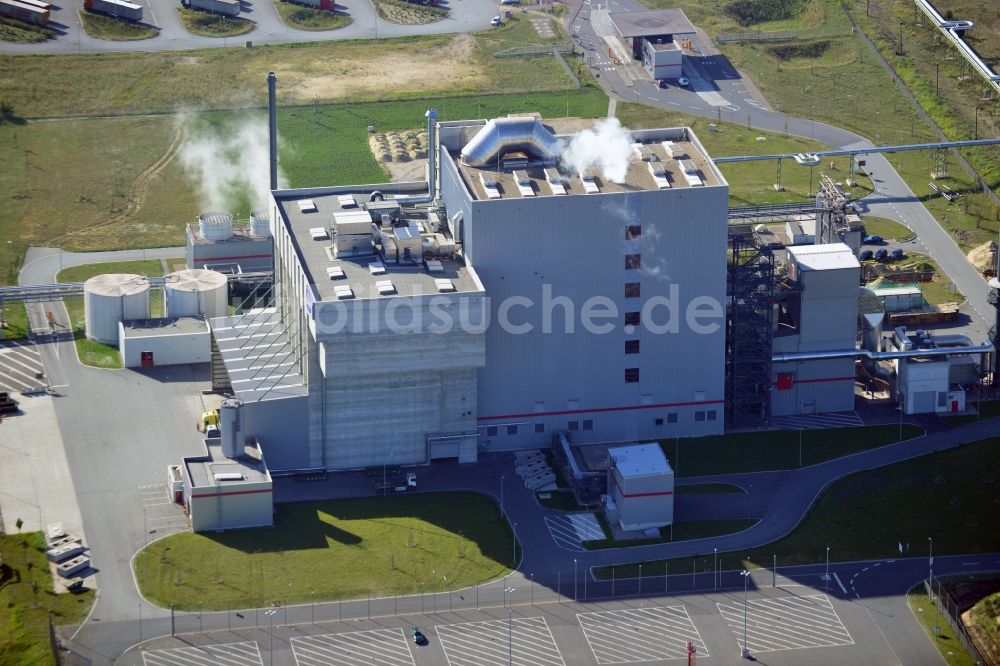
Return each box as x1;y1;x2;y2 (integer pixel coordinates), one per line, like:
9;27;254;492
1;0;501;54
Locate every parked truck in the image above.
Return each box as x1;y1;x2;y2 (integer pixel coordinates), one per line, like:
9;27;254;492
0;0;49;25
84;0;143;21
0;391;19;415
182;0;240;17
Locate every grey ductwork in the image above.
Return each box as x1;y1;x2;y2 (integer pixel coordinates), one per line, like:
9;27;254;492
460;117;562;167
393;109;438;205
773;342;994;363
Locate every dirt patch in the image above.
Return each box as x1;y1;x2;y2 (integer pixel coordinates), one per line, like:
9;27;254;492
273;38;487;101
544;117;599;135
369;130;428;181
769;40;831;60
967;240;997;273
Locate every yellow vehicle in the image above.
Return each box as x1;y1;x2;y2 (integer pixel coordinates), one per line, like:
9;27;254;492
200;409;220;435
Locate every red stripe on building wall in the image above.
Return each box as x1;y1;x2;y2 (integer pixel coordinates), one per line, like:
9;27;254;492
191;488;273;499
793;376;855;384
619;489;674;499
477;399;724;422
196;253;273;262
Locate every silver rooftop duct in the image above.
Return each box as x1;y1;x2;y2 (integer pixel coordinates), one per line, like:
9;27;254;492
460;117;562;167
393;109;439;205
772;341;994;363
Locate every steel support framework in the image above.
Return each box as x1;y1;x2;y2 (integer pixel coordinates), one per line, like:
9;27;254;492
726;237;775;427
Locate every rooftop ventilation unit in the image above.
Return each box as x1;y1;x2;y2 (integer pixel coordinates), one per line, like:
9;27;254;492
326;266;345;279
461;116;562;167
375;279;396;295
648;162;670;189
480;172;501;199
544;168;566;195
579;172;600;194
426;259;444;273
310;227;330;241
334;285;355;299
298;199;317;213
369;261;386;275
337;194;357;209
214;472;245;482
198;212;234;241
514;170;535;197
501;151;530;170
661;140;684;159
679;160;704;187
435;278;456;293
632;144;656;161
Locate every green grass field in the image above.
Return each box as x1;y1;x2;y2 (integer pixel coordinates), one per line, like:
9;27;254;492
272;1;352;30
616;104;873;206
942;401;1000;425
662;424;922;477
135;492;516;610
970;588;1000;664
371;0;446;24
585;520;754;550
0;533;96;666
596;435;1000;579
861;216;911;240
908;586;979;666
0;16;54;42
177;7;255;37
1;302;29;340
79;11;159;40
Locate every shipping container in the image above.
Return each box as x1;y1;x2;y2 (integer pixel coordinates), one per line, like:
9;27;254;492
0;0;49;24
183;0;240;16
85;0;143;21
15;0;51;10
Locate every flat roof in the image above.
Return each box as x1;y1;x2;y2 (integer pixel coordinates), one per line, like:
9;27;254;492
453;133;720;201
609;9;696;38
121;317;208;338
273;192;482;302
787;242;860;271
609;442;672;478
184;441;270;488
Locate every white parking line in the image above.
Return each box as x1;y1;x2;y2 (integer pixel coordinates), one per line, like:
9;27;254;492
717;594;854;654
291;628;414;666
833;573;847;594
142;641;262;666
436;617;564;666
578;606;708;663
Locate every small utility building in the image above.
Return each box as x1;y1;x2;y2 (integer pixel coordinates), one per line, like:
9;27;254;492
119;317;211;368
606;443;674;531
609;9;696;81
182;440;273;532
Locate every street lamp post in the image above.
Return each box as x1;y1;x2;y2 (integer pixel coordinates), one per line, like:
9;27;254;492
928;537;934;580
714;548;718;590
265;609;277;666
505;587;516;666
740;570;751;659
574;559;578;601
825;547;830;592
500;474;505;520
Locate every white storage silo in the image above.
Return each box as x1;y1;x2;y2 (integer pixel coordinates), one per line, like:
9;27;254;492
198;212;233;241
220;398;243;458
250;209;272;237
164;269;229;320
84;274;151;344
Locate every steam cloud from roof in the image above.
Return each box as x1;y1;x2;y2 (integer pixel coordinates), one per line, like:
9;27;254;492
176;112;288;212
559;117;634;184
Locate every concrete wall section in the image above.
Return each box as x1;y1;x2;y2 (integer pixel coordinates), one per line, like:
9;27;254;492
611;469;674;530
771;357;856;415
243;396;310;472
119;325;211;368
189;484;272;532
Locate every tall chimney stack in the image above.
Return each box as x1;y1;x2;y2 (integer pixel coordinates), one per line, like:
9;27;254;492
268;72;278;192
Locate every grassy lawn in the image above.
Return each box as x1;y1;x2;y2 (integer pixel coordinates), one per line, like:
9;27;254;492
970;588;1000;664
79;11;159;40
661;424;923;477
639;0;831;37
135;492;516;610
616;103;873;206
596;435;1000;579
0;532;96;666
371;0;446;24
177;7;255;37
861;216;911;240
56;260;168;368
272;1;351;30
585;520;754;550
1;301;30;340
535;490;584;511
942;401;1000;426
866;252;963;306
0;16;54;42
908;586;978;666
676;483;746;494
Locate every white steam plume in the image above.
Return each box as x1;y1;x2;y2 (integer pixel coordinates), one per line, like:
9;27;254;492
559;117;634;184
176;112;288;212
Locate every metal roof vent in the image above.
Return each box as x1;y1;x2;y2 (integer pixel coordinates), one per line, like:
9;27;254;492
461;117;562;167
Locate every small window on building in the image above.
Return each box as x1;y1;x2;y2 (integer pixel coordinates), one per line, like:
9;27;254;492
507;424;518;435
568;420;579;431
667;413;678;424
625;254;641;269
583;419;593;430
487;426;498;437
626;225;642;240
707;410;717;421
655;417;664;427
625;282;641;298
625;340;640;354
534;423;545;434
625;368;640;383
695;411;706;422
624;312;641;326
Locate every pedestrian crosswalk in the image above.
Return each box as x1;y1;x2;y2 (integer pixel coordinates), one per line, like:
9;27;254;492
0;340;45;392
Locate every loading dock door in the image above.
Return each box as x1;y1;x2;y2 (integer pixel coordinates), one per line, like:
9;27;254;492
430;440;460;459
911;391;935;414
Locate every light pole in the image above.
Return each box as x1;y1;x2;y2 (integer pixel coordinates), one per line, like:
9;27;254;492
740;570;751;659
500;474;505;520
265;609;277;666
512;522;518;571
714;548;718;590
928;537;934;580
825;547;830;592
574;559;578;601
505;587;516;666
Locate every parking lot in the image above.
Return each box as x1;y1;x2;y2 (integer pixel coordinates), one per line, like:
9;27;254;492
436;617;564;666
543;513;605;551
292;628;414;666
0;340;46;392
142;641;262;666
716;594;854;654
578;606;707;663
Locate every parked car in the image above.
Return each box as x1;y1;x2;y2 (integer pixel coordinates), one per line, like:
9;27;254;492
657;79;668;89
863;234;884;245
859;249;873;261
677;76;690;87
890;248;905;260
874;248;889;261
500;0;519;4
490;15;502;25
411;627;428;646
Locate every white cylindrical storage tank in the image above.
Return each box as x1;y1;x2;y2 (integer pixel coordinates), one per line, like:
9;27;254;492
198;212;233;241
164;269;229;320
250;209;271;237
83;273;151;345
220;398;243;458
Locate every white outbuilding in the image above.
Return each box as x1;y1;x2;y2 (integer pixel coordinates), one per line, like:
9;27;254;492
606;442;674;532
